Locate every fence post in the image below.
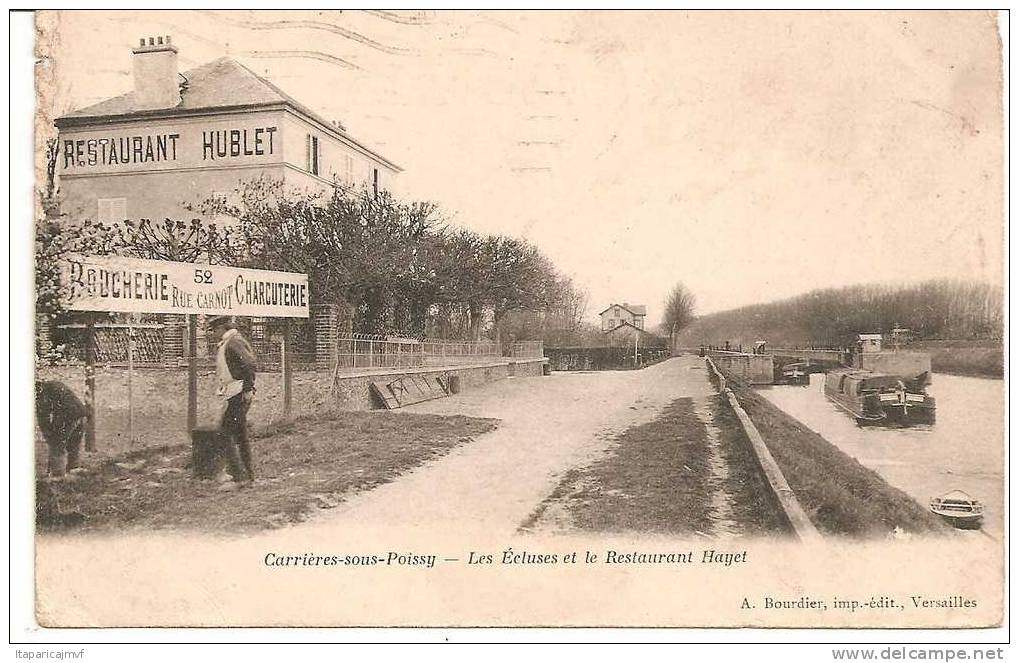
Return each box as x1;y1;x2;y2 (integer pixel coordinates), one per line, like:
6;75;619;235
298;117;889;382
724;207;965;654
186;314;197;433
282;324;292;421
83;317;97;452
331;320;339;374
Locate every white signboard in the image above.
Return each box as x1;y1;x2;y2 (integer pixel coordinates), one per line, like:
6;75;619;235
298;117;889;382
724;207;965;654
63;255;309;318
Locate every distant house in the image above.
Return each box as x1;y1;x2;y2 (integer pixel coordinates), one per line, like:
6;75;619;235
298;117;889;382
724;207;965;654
599;303;647;332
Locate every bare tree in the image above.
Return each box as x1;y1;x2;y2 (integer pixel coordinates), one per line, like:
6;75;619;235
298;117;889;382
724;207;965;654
663;282;697;348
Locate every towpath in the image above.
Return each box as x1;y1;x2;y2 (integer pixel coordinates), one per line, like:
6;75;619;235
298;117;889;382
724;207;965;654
299;355;716;539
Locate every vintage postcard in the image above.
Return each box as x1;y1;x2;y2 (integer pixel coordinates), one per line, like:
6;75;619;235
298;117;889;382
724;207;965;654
28;10;1004;630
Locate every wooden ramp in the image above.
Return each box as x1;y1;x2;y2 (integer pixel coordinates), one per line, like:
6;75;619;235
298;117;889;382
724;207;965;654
370;375;450;409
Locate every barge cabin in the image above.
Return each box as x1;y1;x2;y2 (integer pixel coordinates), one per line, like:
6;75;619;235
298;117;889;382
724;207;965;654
777;361;811;386
824;368;935;425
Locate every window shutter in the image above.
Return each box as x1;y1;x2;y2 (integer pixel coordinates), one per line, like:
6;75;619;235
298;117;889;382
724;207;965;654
97;197;126;223
306;133;312;172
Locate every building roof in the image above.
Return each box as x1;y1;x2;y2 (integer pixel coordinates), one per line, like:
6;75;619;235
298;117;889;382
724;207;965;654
55;57;401;172
598;303;647;316
602;320;668;346
603;320;654;335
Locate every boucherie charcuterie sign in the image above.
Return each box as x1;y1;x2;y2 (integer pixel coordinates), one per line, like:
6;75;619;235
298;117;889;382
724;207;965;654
63;255;309;318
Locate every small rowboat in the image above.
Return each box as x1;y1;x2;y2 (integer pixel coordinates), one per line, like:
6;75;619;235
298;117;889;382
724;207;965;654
929;490;984;529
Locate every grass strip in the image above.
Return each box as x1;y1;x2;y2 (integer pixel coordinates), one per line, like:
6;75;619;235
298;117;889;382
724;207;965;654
723;379;947;537
38;410;498;533
524;398;715;535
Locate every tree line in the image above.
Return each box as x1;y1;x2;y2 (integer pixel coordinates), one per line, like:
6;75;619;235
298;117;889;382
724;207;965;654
36;177;588;343
676;279;1003;348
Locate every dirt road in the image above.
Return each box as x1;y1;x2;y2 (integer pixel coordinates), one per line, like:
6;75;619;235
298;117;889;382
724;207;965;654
300;356;714;539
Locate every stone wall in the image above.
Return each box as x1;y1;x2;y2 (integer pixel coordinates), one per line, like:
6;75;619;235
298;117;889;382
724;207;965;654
35;358;547;454
332;358;546;410
708;352;774;385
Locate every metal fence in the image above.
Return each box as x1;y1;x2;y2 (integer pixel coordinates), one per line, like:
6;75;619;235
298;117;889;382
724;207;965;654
334;336;543;372
419;338;501;367
47;325;541;373
339;334;429;371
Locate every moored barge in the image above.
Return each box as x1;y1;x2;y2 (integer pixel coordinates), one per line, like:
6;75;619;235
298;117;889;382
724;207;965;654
824;368;935;425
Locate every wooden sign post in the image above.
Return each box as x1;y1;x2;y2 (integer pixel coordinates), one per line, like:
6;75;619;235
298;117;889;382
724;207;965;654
272;329;293;422
282;327;292;420
186;314;198;433
83;317;97;452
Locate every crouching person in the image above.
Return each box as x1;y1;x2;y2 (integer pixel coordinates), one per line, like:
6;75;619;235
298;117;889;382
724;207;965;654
35;380;86;478
208;316;258;485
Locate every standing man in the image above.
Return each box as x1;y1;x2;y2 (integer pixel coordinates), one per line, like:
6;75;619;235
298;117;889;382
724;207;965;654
208;316;258;484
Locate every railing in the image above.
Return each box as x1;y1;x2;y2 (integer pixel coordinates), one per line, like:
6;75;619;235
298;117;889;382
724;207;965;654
46;326;541;375
339;334;426;371
419;339;501;366
336;335;512;372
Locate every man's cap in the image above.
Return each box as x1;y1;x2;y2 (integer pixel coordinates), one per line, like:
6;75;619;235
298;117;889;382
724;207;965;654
206;315;233;330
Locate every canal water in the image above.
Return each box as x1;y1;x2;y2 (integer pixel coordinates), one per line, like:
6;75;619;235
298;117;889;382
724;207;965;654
758;373;1004;539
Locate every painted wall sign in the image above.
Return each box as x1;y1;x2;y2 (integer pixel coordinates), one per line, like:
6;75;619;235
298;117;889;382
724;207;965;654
62;133;182;168
202;127;277;160
60;114;281;175
63;255;309;318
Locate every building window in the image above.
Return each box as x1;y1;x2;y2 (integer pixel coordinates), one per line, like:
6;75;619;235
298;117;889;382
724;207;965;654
373;167;379;198
344;154;354;185
307;134;320;176
97;197;126;223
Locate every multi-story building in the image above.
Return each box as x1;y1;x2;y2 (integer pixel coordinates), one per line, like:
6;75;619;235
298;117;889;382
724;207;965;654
599;303;647;331
54;36;400;223
49;36;402;363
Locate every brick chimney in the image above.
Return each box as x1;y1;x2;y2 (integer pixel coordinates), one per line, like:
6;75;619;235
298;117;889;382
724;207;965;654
132;36;180;110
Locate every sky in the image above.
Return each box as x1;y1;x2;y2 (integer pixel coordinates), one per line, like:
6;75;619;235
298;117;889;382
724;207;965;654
38;10;1004;326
